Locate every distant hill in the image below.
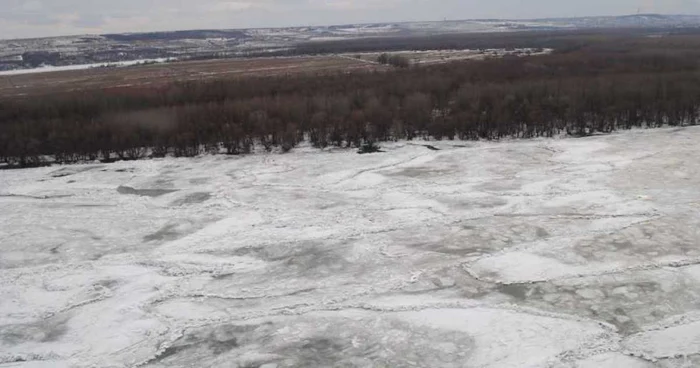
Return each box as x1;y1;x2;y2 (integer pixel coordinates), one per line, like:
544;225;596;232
103;30;250;42
541;14;700;28
1;14;699;72
10;14;700;43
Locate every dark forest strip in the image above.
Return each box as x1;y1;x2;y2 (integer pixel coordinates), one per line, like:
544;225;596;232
2;31;700;167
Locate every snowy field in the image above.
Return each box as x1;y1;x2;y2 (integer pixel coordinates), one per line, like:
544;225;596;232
2;127;700;367
0;58;177;76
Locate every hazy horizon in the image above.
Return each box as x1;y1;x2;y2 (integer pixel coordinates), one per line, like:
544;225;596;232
3;0;700;40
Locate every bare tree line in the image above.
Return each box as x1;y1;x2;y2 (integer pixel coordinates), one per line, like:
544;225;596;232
2;32;700;167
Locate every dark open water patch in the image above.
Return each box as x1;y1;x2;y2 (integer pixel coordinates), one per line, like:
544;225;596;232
117;186;178;197
170;192;212;206
143;224;181;242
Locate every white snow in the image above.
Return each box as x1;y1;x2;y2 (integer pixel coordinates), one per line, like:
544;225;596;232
572;352;655;368
0;58;177;76
394;308;611;368
2;127;700;367
624;321;700;360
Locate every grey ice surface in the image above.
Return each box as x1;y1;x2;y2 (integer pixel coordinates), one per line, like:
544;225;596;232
2;127;700;367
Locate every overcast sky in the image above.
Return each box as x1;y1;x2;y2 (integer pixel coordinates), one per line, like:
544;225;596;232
2;0;700;39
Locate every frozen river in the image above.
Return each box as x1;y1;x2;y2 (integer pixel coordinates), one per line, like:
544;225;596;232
2;127;700;367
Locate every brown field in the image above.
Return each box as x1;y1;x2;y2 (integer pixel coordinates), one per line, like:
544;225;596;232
0;50;543;98
0;56;384;98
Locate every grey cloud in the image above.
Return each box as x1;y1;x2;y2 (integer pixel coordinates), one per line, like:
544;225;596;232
72;14;106;28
